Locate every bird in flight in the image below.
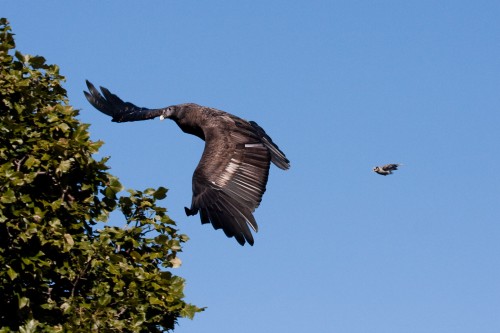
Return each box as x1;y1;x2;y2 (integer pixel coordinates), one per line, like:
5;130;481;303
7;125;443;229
373;163;401;176
84;81;290;246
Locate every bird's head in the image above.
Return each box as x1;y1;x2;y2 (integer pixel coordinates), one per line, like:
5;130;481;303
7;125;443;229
160;105;177;120
160;103;202;121
373;167;379;172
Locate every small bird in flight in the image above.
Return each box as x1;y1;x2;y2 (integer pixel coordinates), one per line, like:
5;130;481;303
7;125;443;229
373;163;401;176
84;81;290;246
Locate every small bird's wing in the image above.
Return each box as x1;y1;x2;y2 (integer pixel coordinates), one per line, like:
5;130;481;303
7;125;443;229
382;163;400;171
186;119;272;246
84;80;164;122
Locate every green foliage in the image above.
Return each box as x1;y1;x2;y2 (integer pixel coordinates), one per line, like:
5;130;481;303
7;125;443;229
0;18;202;332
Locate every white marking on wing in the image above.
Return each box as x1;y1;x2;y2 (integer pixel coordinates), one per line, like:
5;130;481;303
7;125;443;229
245;143;265;148
216;158;241;186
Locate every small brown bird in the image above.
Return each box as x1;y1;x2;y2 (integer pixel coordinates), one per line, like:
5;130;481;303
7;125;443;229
373;164;401;176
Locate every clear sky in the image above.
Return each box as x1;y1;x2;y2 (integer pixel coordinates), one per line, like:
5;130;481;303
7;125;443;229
4;1;500;332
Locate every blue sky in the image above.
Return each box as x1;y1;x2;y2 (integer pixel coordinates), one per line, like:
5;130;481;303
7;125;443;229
4;1;500;332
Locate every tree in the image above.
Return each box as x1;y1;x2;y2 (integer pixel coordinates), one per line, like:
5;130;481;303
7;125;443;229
0;18;202;332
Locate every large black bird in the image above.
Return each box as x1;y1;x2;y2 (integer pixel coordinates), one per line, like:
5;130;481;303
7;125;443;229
84;81;290;246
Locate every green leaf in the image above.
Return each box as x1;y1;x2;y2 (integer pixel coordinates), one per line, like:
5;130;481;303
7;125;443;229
18;297;29;309
56;159;72;174
63;233;74;247
6;266;18;280
169;257;182;268
181;304;206;319
130;251;141;260
18;319;38;333
28;55;46;68
24;156;38;168
60;302;71;313
98;294;112;306
148;296;164;306
1;188;16;203
108;176;123;193
57;122;70;132
153;186;168;199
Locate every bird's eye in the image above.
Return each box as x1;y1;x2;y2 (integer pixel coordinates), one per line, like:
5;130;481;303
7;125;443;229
164;107;174;117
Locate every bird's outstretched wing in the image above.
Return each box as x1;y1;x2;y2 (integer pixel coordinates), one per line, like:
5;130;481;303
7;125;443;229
84;80;164;122
185;120;273;246
382;164;400;171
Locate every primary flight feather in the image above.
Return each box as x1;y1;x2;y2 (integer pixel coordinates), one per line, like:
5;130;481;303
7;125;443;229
84;80;290;246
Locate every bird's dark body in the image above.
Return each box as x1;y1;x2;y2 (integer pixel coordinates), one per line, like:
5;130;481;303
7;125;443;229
84;81;289;245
